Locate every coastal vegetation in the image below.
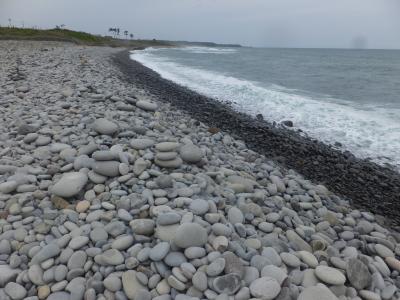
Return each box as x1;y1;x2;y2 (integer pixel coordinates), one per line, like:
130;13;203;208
0;26;171;47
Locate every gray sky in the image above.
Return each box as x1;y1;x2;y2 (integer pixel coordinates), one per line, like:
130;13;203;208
1;0;399;49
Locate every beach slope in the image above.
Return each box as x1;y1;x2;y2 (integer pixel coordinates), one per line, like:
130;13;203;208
0;41;399;300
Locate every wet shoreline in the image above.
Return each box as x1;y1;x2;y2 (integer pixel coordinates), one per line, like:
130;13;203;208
114;49;400;227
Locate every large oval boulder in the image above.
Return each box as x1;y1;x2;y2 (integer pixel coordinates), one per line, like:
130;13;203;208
136;100;158;112
93;118;119;136
52;172;88;198
180;144;203;163
173;223;208;248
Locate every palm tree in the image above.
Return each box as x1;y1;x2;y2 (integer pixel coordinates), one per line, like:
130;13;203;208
124;30;128;39
109;28;118;38
130;33;134;40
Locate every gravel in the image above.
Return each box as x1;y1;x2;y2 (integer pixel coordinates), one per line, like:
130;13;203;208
0;40;399;300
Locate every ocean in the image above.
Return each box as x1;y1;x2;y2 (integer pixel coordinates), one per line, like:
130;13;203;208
130;46;400;170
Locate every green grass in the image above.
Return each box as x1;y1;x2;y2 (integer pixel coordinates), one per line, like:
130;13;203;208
0;27;172;48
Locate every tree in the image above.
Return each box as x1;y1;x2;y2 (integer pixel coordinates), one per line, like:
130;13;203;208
109;28;118;38
8;18;11;27
108;27;122;38
130;33;134;40
124;30;128;39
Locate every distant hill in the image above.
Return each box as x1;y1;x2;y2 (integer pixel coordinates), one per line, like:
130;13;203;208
0;27;173;48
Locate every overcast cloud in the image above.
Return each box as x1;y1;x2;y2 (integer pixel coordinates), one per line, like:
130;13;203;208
1;0;399;49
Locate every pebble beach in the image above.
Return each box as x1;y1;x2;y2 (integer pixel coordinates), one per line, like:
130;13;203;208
1;40;400;300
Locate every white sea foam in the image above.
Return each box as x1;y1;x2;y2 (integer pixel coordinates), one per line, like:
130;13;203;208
176;46;238;54
130;48;400;170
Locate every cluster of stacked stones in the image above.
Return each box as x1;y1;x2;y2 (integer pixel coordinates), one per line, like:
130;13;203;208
0;41;400;300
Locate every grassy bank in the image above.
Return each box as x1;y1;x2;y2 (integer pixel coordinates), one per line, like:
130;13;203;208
0;27;172;48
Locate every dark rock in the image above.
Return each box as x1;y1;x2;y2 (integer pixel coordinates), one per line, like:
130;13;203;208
282;120;293;127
